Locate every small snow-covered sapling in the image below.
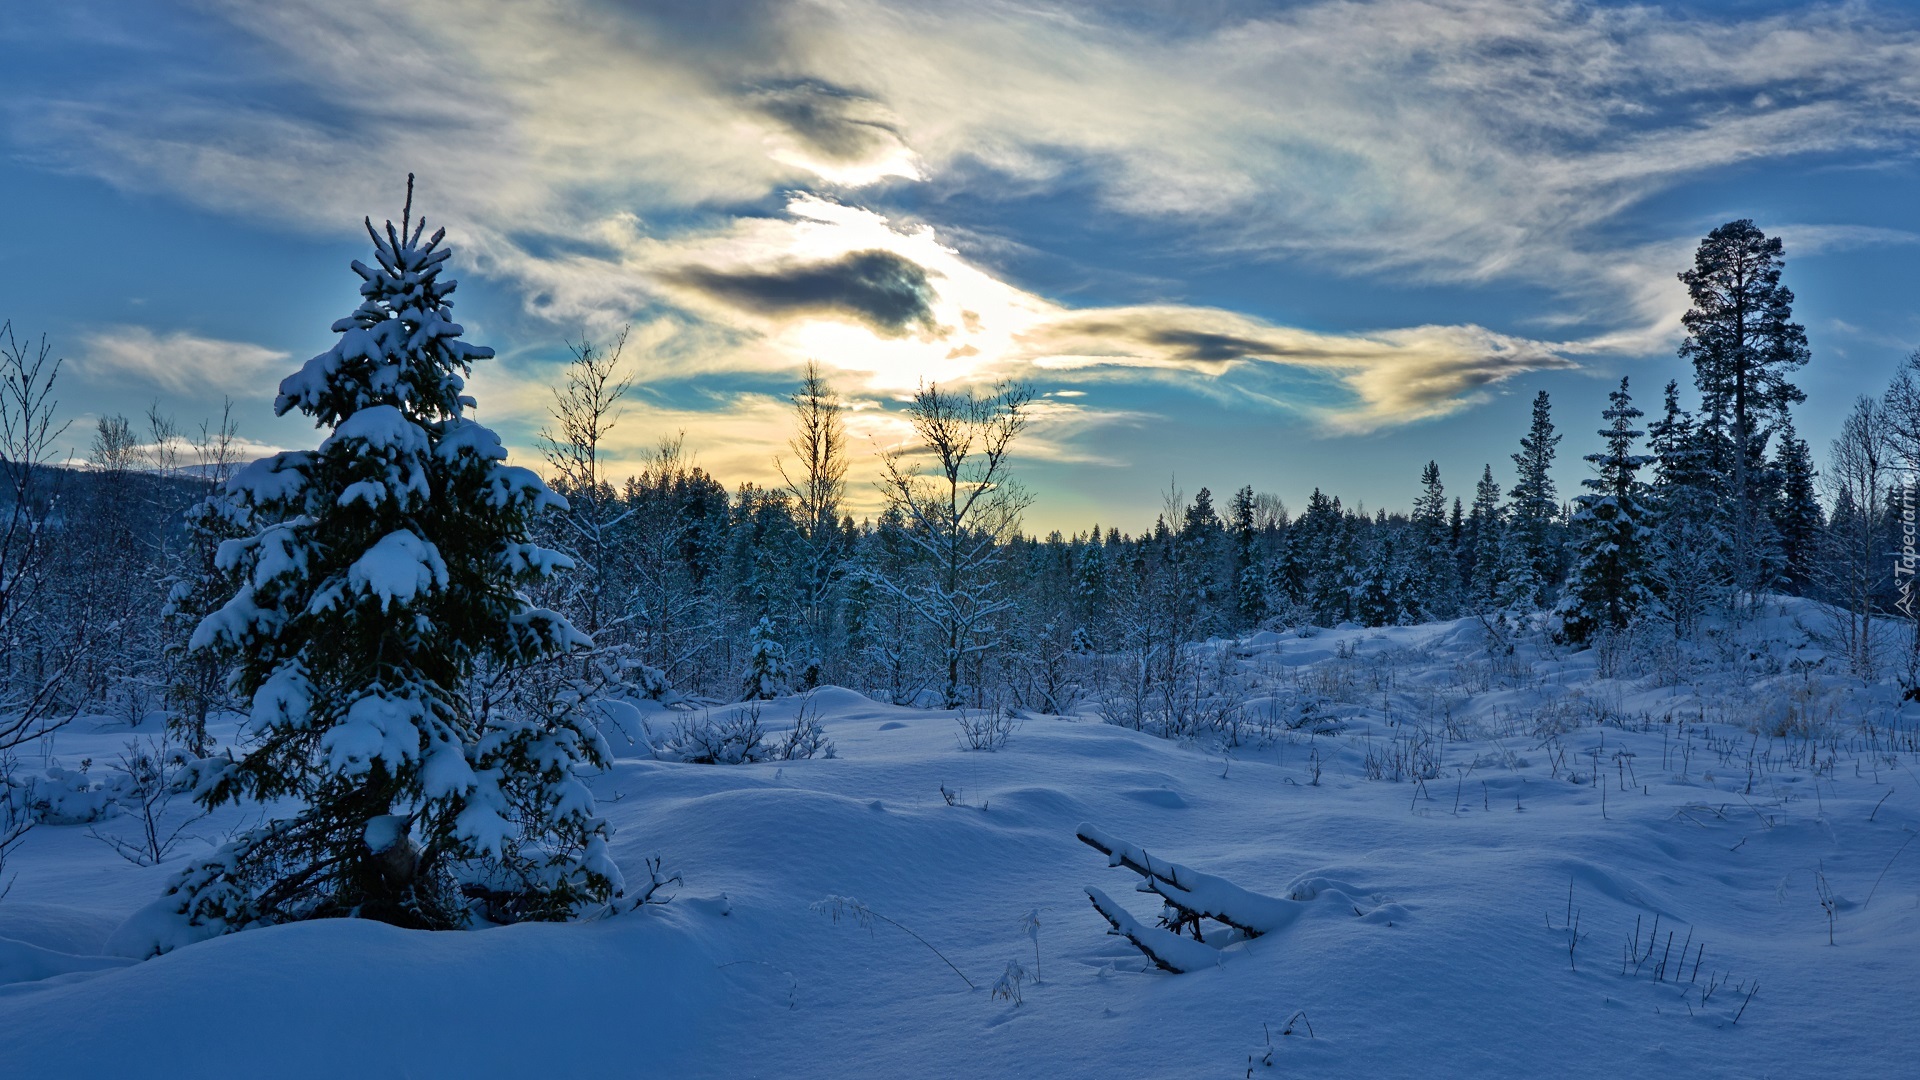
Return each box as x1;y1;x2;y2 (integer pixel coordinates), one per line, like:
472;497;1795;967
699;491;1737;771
991;959;1027;1005
86;736;207;867
1019;907;1042;983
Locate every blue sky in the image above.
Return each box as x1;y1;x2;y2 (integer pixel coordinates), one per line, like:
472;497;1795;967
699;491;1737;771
4;0;1918;532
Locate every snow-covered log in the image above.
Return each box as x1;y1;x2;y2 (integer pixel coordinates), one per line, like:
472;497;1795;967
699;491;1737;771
1077;823;1298;937
1084;887;1220;974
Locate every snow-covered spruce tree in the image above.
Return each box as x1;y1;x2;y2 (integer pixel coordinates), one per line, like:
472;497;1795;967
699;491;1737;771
1175;487;1225;639
1464;465;1505;609
1264;527;1306;616
739;615;793;701
1506;390;1562;604
162;413;253;758
1645;380;1731;639
1353;533;1399;627
1559;378;1655;644
1228;485;1267;630
1411;460;1455;619
1494;524;1543;612
167;181;619;941
1070;532;1111;650
1770;419;1823;596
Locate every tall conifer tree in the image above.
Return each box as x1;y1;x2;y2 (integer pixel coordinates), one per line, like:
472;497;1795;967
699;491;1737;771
1560;378;1654;643
163;181;618;947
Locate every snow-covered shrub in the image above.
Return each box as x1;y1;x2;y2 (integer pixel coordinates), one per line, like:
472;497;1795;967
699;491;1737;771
1361;727;1440;782
625;657;672;701
152;183;619;946
1094;645;1248;743
1748;675;1847;740
18;764;120;826
650;699;834;764
1248;695;1343;742
774;697;835;761
0;754;27;897
653;706;770;764
1008;621;1083;715
956;707;1018;751
103;678;166;732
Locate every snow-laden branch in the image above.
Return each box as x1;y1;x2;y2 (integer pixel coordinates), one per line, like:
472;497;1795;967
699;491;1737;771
1084;887;1220;974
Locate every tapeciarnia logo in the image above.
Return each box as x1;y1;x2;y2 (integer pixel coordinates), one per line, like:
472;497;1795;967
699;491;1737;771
1898;470;1917;619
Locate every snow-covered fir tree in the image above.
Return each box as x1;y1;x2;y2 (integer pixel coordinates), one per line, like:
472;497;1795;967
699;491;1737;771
1506;390;1562;605
1227;486;1267;630
1559;378;1655;644
162;181;619;946
1264;527;1305;617
162;469;252;757
1771;420;1823;595
1175;487;1225;638
1646;380;1732;638
1465;464;1505;608
1447;495;1466;597
1070;530;1111;650
1410;460;1453;619
1495;524;1544;611
739;615;793;701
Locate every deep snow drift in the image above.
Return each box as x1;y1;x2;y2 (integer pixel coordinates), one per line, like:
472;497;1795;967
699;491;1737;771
3;598;1918;1078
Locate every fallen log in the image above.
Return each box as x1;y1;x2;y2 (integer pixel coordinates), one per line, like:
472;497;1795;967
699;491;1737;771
1077;822;1299;937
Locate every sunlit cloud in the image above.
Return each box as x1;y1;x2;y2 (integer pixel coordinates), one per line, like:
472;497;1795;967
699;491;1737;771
505;193;1568;430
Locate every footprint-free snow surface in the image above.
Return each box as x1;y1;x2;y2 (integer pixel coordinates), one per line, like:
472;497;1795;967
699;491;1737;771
3;600;1918;1078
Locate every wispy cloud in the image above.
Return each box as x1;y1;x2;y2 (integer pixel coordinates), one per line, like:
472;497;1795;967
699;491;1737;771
77;326;290;396
1019;305;1575;432
28;1;1918;301
15;0;1920;462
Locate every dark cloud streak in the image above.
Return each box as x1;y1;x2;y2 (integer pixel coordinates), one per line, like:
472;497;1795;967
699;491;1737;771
666;248;942;336
745;79;908;165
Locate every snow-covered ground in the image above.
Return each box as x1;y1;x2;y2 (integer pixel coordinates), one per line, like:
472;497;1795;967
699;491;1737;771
4;597;1918;1078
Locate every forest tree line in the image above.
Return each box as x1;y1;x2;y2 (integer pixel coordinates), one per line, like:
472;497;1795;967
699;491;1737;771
0;218;1912;767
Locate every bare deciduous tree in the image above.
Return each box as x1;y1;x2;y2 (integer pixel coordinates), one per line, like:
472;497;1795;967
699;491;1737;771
1822;395;1891;678
777;361;849;681
0;321;80;752
539;328;635;639
875;381;1034;709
